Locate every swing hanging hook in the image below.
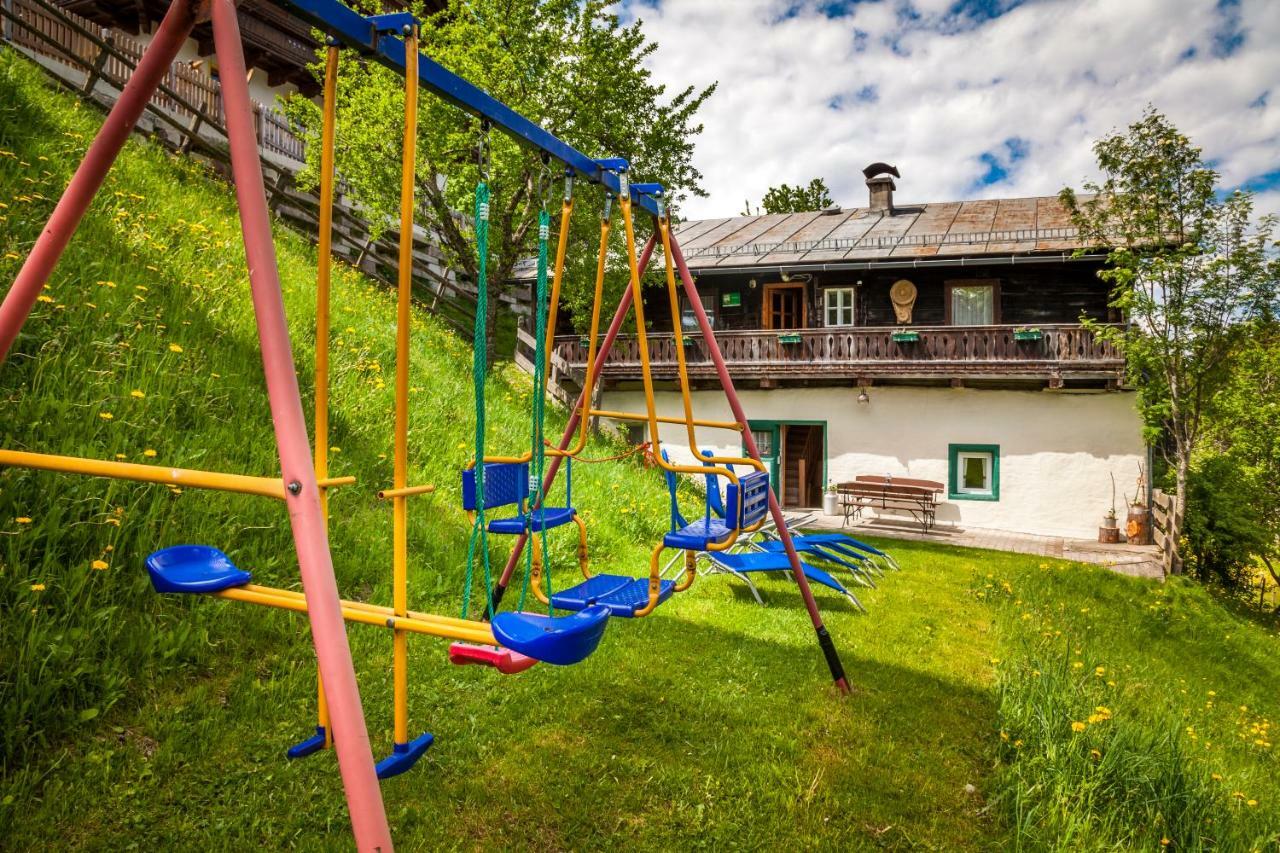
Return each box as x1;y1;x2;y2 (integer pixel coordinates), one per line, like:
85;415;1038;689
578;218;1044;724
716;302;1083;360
536;153;554;212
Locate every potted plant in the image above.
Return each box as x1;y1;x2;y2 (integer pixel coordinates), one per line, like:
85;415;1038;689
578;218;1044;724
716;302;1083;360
822;481;840;516
891;328;920;343
1013;327;1043;341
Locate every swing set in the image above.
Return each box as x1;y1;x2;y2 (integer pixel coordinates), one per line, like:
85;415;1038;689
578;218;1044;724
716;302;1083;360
0;0;850;848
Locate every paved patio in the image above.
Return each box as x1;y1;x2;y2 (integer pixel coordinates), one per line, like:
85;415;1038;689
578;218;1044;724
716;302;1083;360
799;512;1164;579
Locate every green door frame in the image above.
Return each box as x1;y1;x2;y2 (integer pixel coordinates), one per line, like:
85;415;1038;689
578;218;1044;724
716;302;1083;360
745;420;828;501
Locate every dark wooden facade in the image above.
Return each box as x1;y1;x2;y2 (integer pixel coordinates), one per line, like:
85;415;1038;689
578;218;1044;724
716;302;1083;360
635;259;1114;333
550;257;1125;391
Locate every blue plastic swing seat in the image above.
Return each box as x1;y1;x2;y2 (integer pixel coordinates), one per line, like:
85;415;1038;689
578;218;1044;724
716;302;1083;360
550;573;675;618
490;604;611;664
662;469;772;551
487;507;576;534
145;545;252;594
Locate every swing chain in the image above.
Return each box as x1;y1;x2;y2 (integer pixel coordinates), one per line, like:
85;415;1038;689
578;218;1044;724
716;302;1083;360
477;118;491;183
536;153;554;214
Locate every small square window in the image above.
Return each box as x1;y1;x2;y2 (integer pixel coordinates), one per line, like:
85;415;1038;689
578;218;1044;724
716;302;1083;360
949;444;999;501
824;287;855;327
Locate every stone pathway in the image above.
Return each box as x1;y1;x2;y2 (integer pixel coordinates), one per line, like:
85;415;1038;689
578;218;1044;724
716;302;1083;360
798;512;1164;579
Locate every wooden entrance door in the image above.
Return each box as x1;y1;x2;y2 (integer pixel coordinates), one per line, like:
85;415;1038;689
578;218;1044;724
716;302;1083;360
762;283;806;329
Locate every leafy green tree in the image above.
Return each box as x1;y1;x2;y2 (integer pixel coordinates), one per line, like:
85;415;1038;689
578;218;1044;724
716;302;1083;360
758;178;834;214
283;0;715;360
1187;324;1280;590
1062;109;1279;575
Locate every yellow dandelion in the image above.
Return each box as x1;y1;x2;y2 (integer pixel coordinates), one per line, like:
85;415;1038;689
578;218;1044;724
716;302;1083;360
1212;773;1223;781
168;343;183;353
114;453;126;460
36;294;54;303
15;516;32;524
130;389;145;399
143;448;157;457
30;583;45;591
99;412;114;420
999;731;1009;742
1072;661;1084;670
91;559;108;570
1095;666;1106;676
1160;839;1170;848
1247;799;1257;807
1071;721;1086;733
1089;748;1101;761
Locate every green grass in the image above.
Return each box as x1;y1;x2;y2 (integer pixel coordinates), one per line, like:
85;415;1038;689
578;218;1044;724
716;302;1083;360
1;48;1278;849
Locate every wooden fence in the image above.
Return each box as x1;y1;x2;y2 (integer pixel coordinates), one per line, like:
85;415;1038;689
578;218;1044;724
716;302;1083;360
1151;489;1176;575
0;0;480;339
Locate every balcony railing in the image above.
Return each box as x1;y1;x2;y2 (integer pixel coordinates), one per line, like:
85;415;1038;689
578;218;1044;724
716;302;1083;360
552;324;1125;383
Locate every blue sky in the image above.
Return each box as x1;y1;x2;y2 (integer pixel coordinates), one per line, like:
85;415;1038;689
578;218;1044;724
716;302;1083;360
620;0;1279;221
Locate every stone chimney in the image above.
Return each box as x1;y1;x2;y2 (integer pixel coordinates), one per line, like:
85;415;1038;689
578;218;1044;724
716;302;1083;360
862;162;901;214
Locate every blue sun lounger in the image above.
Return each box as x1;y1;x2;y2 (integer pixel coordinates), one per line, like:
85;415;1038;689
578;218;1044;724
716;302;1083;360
703;550;865;612
753;539;877;588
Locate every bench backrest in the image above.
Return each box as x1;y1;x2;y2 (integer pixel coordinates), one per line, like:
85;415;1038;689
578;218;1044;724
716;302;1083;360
853;474;944;492
462;461;529;511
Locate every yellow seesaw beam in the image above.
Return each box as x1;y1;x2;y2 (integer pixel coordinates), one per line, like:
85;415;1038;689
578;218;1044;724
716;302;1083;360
215;583;497;646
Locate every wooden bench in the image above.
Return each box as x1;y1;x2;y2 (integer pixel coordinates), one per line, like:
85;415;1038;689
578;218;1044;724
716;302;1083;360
837;476;945;533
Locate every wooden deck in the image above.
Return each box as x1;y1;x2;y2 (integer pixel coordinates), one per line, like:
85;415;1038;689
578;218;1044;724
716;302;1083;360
553;324;1125;387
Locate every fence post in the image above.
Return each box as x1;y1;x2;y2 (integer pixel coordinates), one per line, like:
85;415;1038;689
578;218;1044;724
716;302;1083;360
82;33;113;95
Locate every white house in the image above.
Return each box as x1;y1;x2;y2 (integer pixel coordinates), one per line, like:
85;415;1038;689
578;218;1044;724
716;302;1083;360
548;165;1145;540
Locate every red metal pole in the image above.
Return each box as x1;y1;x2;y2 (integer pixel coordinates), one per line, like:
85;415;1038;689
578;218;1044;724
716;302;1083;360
0;0;196;361
209;2;393;849
666;228;850;694
491;233;658;599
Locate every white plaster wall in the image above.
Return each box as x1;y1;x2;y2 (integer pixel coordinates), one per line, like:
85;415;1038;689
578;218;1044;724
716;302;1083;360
602;386;1145;540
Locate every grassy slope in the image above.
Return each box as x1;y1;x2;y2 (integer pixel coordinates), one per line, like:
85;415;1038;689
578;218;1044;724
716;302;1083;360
0;50;1276;850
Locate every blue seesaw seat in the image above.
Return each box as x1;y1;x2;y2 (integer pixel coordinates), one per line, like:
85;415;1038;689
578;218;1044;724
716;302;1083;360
490;605;611;664
145;545;251;594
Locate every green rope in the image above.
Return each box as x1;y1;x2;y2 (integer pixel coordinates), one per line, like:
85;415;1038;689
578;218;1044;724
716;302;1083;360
519;207;553;613
462;182;493;620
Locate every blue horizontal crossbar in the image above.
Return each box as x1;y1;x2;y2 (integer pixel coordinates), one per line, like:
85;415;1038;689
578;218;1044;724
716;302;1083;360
278;0;664;217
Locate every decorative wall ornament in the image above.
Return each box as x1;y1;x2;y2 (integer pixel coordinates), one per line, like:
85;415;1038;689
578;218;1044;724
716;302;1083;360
890;279;917;324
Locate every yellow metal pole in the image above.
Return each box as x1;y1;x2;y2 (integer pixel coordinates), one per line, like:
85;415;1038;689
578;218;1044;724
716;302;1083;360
377;483;435;500
215;586;497;645
313;42;340;750
391;26;419;748
589;409;744;431
615;196;739;486
0;448;287;499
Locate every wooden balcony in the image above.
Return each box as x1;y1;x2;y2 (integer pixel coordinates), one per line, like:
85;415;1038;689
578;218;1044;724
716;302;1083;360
551;324;1125;389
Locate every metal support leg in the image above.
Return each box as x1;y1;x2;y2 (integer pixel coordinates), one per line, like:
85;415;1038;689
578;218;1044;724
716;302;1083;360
209;1;391;848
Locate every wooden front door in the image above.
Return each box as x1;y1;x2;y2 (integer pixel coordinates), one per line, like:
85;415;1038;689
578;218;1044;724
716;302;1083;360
762;283;806;329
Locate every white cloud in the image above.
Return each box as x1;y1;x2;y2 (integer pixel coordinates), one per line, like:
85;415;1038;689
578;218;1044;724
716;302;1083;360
621;0;1280;222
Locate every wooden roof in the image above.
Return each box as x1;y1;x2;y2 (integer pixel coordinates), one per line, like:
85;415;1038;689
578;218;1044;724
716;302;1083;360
674;194;1093;271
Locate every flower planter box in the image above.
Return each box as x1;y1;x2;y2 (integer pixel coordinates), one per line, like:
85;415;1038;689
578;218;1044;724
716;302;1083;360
777;334;803;345
1013;330;1044;342
891;331;920;343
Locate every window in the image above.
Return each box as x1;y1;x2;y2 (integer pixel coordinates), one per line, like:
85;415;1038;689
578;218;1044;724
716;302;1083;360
948;444;1000;501
751;428;775;459
682;292;716;330
947;280;999;325
824;287;855;327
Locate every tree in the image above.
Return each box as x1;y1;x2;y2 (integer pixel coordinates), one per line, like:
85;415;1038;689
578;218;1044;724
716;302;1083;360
1187;324;1280;591
758;178;834;214
1062;109;1279;575
282;0;715;360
